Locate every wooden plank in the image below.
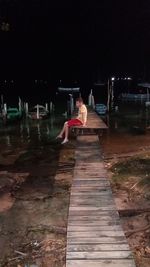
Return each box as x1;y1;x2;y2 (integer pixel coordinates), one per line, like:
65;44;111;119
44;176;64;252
70;192;113;196
68;217;119;222
69;200;114;206
67;251;133;259
71;188;111;192
74;171;107;175
67;244;130;252
70;199;115;204
68;220;120;226
73;176;107;180
74;170;106;174
68;210;119;216
69;206;116;211
66;259;135;267
67;236;127;244
69;198;114;204
70;195;113;199
74;122;108;128
67;231;126;238
73;176;108;180
70;193;112;198
71;187;111;191
67;225;122;232
74;170;107;173
70;202;115;207
74;170;107;175
72;180;110;186
73;123;108;129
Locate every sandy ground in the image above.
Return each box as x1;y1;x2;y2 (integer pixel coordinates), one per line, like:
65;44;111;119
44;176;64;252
103;134;150;267
0;140;75;267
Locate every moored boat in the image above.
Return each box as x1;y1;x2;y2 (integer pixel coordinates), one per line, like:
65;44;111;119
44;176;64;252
6;107;22;122
95;104;107;115
28;105;49;120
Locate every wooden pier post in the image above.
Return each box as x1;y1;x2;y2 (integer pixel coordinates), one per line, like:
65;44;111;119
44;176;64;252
25;103;29;116
18;97;22;112
3;103;7;116
45;103;48;112
36;104;40;119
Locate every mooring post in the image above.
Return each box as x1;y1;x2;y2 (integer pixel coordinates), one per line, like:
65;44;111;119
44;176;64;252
45;103;48;112
3;103;7;122
3;103;7;115
91;94;95;109
25;103;29;116
18;97;22;113
88;89;92;106
37;104;40;119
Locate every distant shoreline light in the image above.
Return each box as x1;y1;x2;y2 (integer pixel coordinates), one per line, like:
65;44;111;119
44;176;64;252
111;77;132;81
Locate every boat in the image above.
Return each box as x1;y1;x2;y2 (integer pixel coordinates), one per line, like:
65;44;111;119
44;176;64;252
95;104;107;115
58;87;80;92
119;82;150;104
28;105;49;120
6;107;22;122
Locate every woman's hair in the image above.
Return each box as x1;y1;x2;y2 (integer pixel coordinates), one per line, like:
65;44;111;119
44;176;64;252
76;98;83;103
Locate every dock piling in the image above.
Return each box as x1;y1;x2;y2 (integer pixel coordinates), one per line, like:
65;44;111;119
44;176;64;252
37;104;40;119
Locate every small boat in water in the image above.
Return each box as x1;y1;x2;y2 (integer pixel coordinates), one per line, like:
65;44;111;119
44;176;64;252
95;104;107;115
6;107;22;122
28;105;49;120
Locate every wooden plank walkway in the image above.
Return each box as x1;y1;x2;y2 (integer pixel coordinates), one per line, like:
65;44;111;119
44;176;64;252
66;112;136;267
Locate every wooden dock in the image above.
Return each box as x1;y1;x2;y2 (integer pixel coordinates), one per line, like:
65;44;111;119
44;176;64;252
72;108;108;136
66;112;136;267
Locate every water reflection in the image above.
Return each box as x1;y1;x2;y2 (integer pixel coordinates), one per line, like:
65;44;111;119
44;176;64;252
105;104;150;133
0;115;63;148
37;123;41;141
1;104;150;149
6;135;11;146
102;104;150;156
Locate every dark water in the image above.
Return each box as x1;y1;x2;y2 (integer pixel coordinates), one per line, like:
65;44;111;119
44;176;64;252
101;103;150;157
0;115;65;147
0;102;150;166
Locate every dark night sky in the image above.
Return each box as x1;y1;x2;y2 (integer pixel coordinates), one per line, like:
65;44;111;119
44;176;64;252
1;0;150;83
